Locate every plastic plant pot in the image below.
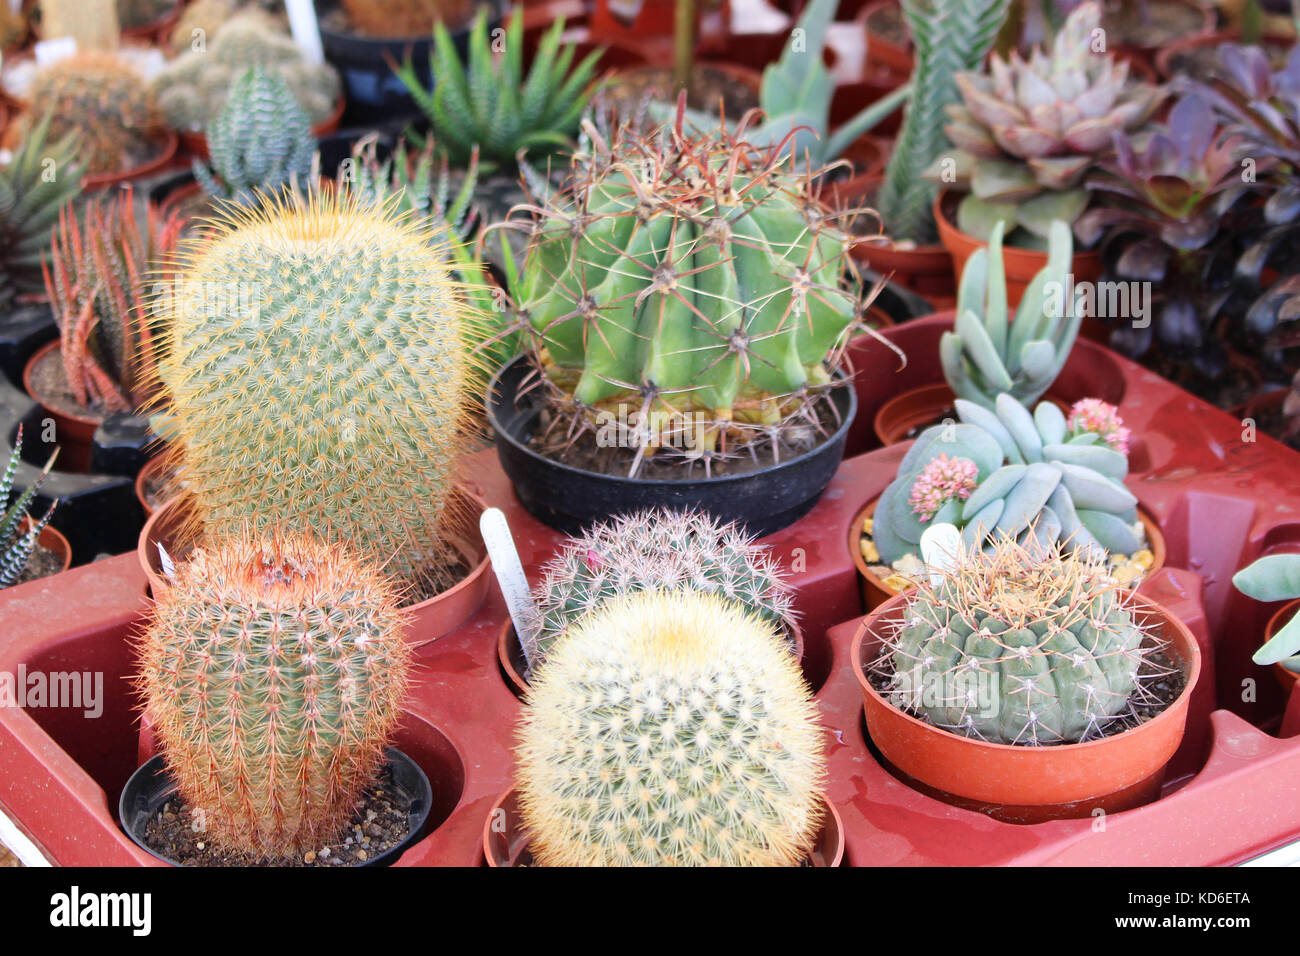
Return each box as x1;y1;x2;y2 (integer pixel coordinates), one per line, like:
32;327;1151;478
481;787;845;866
133;455;172;519
17;514;72;577
81;129;180;192
118;747;432;867
1264;599;1300;696
851;589;1201;823
873;383;1071;447
21;340;103;473
486;355;858;537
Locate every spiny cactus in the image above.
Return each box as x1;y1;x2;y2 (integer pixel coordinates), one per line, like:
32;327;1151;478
135;533;411;859
340;0;474;36
153;191;482;593
166;0;235;55
27;52;161;175
193;67;315;203
1;428;58;590
395;9;602;170
875;534;1162;745
940;219;1078;410
514;115;862;470
337;135;479;243
873;393;1142;562
522;509;797;670
0;114;83;307
42;186;184;413
875;0;1011;243
516;589;825;867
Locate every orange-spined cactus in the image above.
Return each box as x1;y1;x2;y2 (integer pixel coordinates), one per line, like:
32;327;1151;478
135;533;411;859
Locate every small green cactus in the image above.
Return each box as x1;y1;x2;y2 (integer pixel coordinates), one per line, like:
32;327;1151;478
338;135;479;242
516;589;825;866
1234;555;1300;672
1;428;57;590
135;533;411;859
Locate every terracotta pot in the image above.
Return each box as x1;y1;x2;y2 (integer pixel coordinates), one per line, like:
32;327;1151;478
133;455;175;519
177;97;347;162
874;382;1071;446
1263;599;1300;696
839;175;955;308
22;340;103;473
817;135;890;208
138;488;493;646
18;514;72;576
858;0;913;74
934;190;1102;310
852;588;1201;822
482;787;845;866
496;614;806;698
851;496;1168;611
81;129;180;192
1155;28;1296;80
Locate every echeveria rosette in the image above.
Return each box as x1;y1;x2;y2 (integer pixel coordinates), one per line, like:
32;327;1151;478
873;393;1140;564
1233;554;1300;673
931;1;1164;247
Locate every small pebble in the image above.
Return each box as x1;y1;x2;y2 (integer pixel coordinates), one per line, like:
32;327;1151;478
319;847;331;859
304;851;316;864
859;538;880;563
356;849;367;861
1132;549;1154;570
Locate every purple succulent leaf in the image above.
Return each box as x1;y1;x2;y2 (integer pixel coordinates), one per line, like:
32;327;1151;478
1111;130;1139;177
1167;94;1217;161
1109;318;1154;357
1265;184;1300;222
1158;212;1218;251
1221;44;1272;100
945;121;1004;158
1074;205;1150;245
957;73;1025;129
1113;237;1170;280
1156;298;1204;350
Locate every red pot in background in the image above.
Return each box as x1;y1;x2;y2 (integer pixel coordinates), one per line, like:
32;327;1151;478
22;340;102;473
1155;28;1296;80
1264;599;1300;696
82;129;180;192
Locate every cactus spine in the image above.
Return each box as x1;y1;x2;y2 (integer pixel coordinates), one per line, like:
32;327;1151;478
136;534;410;859
517;589;825;866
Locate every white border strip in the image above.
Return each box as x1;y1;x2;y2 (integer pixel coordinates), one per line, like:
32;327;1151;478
0;804;51;867
1239;838;1300;867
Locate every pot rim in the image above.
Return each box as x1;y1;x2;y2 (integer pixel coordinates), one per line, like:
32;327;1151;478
21;339;107;430
18;513;72;574
1264;598;1300;688
82;128;180;191
315;0;505;43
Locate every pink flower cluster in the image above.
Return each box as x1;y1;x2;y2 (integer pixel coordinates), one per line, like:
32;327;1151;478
909;454;979;522
1067;399;1131;454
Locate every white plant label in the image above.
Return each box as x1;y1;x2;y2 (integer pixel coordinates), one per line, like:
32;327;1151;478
479;507;538;662
284;0;325;66
920;523;963;588
34;37;77;67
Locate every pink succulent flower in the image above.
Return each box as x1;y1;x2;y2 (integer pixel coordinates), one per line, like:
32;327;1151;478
909;454;979;522
1067;399;1131;455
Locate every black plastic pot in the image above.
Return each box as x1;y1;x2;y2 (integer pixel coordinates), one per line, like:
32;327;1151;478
486;356;858;536
119;748;433;867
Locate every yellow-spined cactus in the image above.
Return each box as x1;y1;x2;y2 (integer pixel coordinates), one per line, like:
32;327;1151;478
516;590;825;866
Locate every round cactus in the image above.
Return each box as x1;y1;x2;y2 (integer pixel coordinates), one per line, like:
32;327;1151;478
522;509;797;671
880;534;1157;745
514;117;862;465
135;534;411;859
517;589;825;867
154;191;481;593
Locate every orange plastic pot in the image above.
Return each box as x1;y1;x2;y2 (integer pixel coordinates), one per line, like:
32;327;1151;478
852;589;1200;822
177;97;346;161
482;787;845;866
22;340;102;473
81;129;180;191
133;455;172;519
873;382;1070;446
18;514;72;575
1264;599;1300;696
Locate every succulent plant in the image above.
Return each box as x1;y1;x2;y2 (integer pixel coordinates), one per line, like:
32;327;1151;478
394;9;602;170
875;0;1012;244
512;114;863;471
0;114;83;308
516;589;825;866
152;10;340;133
339;0;474;36
941;219;1078;410
877;533;1159;745
153;192;480;593
522;509;796;670
135;533;411;859
27;52;161;176
1233;553;1300;672
934;1;1165;246
1;428;57;591
338;135;479;243
193;67;315;203
872;392;1142;563
166;0;235;55
42;186;184;413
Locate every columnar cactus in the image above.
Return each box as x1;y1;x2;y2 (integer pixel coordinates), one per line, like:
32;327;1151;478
1;428;57;590
940;220;1078;410
154;192;481;592
515;116;862;465
872;393;1142;562
135;534;411;859
522;509;796;670
879;535;1157;745
516;589;825;866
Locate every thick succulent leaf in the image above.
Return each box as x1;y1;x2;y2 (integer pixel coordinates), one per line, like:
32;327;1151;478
1016;188;1088;238
1076;509;1141;555
1042;442;1127;480
1054;461;1137;511
955;397;1023;464
961;463;1028;519
1034;401;1067;445
956;194;1018;242
1234;554;1300;602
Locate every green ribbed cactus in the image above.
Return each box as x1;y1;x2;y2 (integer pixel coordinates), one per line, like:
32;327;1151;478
940;219;1077;410
522;509;796;671
875;0;1011;243
516;590;825;866
1;428;57;590
873;393;1141;562
136;534;410;859
154;192;481;593
193;67;314;203
878;534;1156;744
515;117;860;466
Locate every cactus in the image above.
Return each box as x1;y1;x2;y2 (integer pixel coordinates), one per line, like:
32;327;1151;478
193;68;315;203
0;114;83;307
167;0;235;55
1;428;57;591
876;534;1160;745
395;9;602;170
516;589;825;866
153;192;481;593
340;0;474;36
875;0;1011;243
27;52;161;175
42;186;184;413
135;533;411;859
872;392;1142;563
513;115;862;468
338;135;479;243
940;219;1078;411
1233;555;1300;671
152;10;340;132
522;509;796;670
